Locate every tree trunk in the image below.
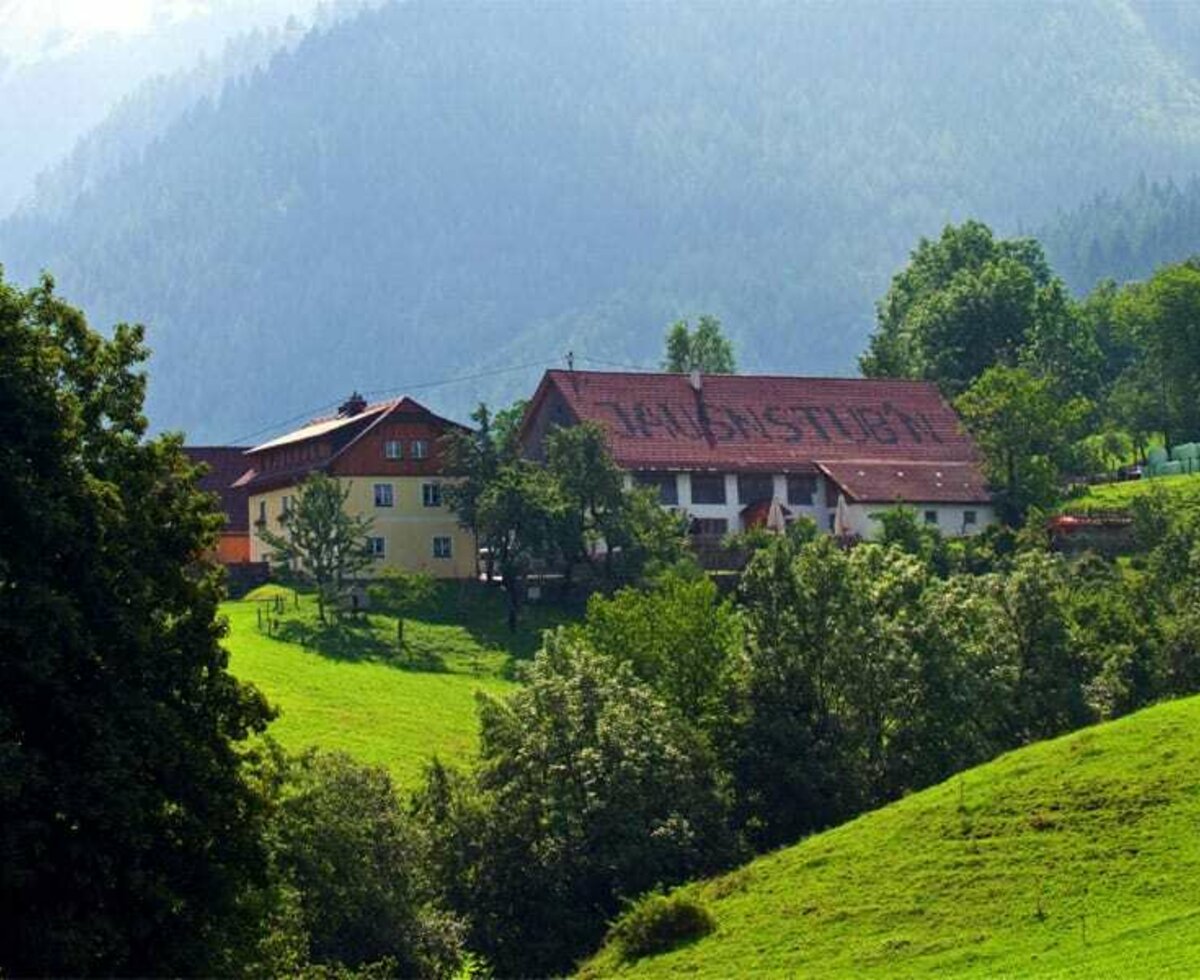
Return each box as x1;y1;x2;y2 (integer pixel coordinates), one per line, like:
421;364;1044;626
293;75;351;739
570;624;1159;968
504;574;520;632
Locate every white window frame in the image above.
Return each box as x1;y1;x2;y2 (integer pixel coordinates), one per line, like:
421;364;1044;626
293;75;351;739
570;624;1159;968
384;440;403;460
368;536;386;558
433;536;452;559
411;439;429;460
422;482;442;508
374;483;394;507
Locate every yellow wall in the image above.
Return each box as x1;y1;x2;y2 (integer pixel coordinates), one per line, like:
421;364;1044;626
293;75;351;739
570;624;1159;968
248;476;475;579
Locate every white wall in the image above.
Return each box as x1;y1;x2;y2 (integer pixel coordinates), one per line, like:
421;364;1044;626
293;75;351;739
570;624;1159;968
627;470;996;538
841;502;997;539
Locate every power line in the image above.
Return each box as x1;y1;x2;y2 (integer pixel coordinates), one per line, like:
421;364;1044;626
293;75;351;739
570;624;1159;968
573;352;660;372
225;398;344;447
361;358;557;399
222;358;560;446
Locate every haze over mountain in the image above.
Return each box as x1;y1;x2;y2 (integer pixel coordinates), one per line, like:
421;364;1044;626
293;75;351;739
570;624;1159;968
4;0;1200;443
0;0;355;216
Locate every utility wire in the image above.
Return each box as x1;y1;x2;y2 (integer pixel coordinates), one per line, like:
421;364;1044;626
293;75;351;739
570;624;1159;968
225;398;344;447
223;358;560;446
573;352;660;372
361;358;557;399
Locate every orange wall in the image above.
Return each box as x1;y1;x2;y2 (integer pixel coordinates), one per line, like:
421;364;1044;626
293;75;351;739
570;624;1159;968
216;532;251;564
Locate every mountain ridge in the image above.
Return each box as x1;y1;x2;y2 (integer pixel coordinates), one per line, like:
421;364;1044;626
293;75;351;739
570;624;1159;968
6;0;1200;440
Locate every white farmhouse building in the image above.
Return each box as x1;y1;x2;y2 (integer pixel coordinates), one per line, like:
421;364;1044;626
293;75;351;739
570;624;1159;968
518;369;995;544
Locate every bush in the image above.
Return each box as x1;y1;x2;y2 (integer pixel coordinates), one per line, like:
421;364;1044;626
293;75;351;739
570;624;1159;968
609;893;716;962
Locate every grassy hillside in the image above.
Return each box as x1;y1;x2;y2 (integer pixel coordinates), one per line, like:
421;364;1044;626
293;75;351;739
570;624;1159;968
582;695;1200;979
222;583;574;788
1063;472;1200;517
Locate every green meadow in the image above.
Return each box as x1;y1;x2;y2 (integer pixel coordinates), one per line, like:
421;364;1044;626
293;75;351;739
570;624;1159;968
1063;471;1200;517
582;694;1200;979
222;583;577;788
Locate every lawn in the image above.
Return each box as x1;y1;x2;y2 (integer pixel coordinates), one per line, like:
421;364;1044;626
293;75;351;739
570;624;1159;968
222;582;579;789
581;694;1200;979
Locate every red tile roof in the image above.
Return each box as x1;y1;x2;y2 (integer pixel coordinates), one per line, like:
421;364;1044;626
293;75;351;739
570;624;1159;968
816;460;991;504
185;447;252;532
525;370;983;473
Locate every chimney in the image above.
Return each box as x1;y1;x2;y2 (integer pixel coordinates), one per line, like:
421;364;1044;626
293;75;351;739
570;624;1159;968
688;369;702;392
339;391;367;417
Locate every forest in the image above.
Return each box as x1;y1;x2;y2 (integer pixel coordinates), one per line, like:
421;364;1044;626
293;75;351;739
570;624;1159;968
4;0;1200;440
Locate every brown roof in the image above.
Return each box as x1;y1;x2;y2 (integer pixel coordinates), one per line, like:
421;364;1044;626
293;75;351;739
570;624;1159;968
185;447;252;532
523;370;982;472
234;395;468;493
816;460;991;504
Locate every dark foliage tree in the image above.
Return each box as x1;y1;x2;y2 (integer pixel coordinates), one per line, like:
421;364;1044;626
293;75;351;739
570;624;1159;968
0;271;272;975
1114;258;1200;447
473;461;566;630
443;404;506;561
261;749;463;978
860;219;1107;407
416;634;734;976
544;421;627;583
583;570;740;737
955;365;1090;524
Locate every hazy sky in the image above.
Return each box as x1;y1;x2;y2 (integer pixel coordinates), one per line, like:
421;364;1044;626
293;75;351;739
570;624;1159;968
0;0;308;65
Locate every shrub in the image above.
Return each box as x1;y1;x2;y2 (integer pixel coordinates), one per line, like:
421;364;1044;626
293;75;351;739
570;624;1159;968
609;893;716;962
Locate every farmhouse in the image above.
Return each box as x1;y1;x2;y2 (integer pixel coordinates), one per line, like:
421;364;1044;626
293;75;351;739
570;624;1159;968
519;369;995;541
233;393;475;578
185;446;253;564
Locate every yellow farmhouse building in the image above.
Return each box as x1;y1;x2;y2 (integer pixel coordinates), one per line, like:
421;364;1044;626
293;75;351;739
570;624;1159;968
233;393;475;578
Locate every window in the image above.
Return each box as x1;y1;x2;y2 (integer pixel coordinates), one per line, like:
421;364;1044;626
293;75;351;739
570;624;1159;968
384;440;403;460
690;473;727;504
924;510;939;525
964;510;977;526
737;473;774;505
280;495;293;521
787;474;817;506
433;536;453;559
257;500;267;525
368;536;386;557
422;483;442;507
411;440;428;460
691;517;728;537
634;471;678;505
828;513;836;532
374;483;394;507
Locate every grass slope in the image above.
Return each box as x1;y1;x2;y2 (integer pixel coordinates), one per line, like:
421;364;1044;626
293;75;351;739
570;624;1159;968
222;583;575;788
1063;472;1200;516
582;696;1200;979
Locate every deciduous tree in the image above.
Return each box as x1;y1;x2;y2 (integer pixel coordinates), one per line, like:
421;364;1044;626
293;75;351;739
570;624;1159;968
257;472;374;622
663;314;736;374
955;365;1090;524
0;271;272;975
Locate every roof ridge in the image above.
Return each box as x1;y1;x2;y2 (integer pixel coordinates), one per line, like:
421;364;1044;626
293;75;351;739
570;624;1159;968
547;367;942;385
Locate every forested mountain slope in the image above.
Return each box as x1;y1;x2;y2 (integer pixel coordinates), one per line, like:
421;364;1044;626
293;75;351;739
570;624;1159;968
1042;175;1200;292
581;694;1200;979
5;0;1200;441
